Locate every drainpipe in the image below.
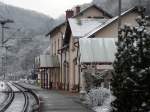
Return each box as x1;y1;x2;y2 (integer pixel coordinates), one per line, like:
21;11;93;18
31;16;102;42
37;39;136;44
74;40;80;92
59;31;64;89
75;41;87;99
77;44;81;92
64;51;67;90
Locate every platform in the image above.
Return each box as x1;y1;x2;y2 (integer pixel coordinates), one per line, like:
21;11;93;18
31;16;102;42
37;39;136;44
19;83;94;112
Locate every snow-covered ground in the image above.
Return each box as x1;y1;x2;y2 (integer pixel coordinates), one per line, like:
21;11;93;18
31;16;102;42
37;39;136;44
5;93;25;112
0;92;7;105
0;81;7;91
0;81;7;105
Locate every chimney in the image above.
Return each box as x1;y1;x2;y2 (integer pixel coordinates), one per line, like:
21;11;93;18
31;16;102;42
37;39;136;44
75;6;80;15
66;10;74;20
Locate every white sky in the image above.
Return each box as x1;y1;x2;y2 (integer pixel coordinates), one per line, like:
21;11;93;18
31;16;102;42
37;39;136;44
1;0;92;18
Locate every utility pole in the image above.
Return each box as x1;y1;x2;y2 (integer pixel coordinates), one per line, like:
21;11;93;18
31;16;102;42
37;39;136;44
5;46;9;80
0;19;14;46
118;0;122;30
139;0;141;6
0;19;14;80
1;56;4;79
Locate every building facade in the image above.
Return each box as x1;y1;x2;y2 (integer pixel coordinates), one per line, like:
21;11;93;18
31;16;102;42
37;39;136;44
45;4;112;90
42;5;140;92
62;7;140;92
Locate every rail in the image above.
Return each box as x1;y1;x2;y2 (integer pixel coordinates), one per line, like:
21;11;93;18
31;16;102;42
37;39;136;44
0;83;15;112
11;83;29;112
14;83;40;112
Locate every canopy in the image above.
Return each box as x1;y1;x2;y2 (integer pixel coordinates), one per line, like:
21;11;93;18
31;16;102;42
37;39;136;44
39;55;59;68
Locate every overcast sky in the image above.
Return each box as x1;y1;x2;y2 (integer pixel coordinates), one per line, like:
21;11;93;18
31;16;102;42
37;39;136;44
1;0;92;18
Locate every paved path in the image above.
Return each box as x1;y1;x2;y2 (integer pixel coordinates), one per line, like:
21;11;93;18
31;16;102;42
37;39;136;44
19;83;94;112
39;90;94;112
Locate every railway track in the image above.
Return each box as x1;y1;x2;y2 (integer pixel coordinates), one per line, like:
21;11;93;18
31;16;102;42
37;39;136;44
0;83;14;112
14;83;40;112
0;82;40;112
11;83;29;112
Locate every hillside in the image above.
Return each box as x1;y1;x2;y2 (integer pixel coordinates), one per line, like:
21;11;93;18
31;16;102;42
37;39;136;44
1;0;150;77
93;0;150;16
0;2;55;76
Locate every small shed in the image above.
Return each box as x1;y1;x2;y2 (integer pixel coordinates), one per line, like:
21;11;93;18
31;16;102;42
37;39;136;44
79;38;117;89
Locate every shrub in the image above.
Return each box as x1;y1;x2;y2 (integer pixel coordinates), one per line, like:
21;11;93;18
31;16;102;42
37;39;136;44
86;87;111;107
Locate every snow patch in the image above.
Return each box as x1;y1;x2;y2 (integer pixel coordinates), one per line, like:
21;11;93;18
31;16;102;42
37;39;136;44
0;81;6;91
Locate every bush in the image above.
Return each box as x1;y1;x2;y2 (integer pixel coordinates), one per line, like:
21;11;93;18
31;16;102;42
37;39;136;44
86;87;111;107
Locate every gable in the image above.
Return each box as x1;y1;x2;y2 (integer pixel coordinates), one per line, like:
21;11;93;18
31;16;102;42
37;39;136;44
76;6;112;19
50;24;66;37
94;11;139;37
84;7;140;38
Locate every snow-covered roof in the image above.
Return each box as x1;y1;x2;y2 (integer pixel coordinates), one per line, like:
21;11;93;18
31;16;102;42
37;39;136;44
39;55;59;68
83;7;137;38
79;38;117;63
68;18;108;37
46;4;112;36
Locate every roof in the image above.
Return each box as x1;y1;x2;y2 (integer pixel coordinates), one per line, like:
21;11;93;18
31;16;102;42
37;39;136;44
83;7;139;38
74;4;112;18
63;18;108;45
79;38;117;64
46;4;112;36
46;22;65;36
68;18;108;37
39;55;59;68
